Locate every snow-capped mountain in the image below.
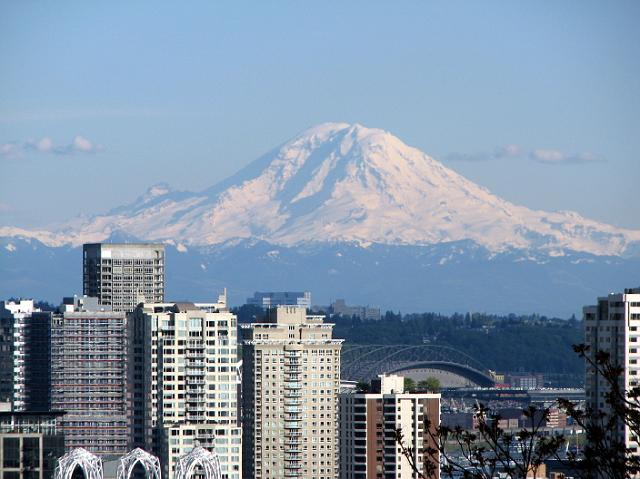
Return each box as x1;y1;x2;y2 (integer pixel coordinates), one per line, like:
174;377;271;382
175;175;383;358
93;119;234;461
2;123;639;315
2;122;639;256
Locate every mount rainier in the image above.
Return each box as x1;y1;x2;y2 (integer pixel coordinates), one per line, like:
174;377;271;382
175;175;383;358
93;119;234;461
2;123;639;315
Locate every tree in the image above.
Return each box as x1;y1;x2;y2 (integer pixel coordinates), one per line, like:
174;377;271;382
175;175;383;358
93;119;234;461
418;377;441;393
355;380;370;393
395;403;564;479
395;343;640;478
404;377;416;392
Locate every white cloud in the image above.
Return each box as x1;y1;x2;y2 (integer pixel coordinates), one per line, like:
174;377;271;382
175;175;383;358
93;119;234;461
36;137;53;152
445;144;604;165
530;149;604;164
1;136;103;159
494;144;522;158
0;142;21;160
73;135;94;152
445;144;524;162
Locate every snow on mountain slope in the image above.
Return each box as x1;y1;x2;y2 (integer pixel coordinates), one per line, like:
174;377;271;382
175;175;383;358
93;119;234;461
2;123;639;255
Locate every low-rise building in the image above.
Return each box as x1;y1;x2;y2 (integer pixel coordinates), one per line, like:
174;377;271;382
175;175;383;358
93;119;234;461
246;292;311;310
339;374;441;479
0;410;65;479
329;300;380;321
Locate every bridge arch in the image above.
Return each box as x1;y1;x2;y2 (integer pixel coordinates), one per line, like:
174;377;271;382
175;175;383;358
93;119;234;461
341;344;495;387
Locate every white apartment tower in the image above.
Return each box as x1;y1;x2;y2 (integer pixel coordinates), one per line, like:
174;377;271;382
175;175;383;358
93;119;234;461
129;292;241;479
584;287;640;456
83;243;165;312
339;374;441;479
241;306;343;479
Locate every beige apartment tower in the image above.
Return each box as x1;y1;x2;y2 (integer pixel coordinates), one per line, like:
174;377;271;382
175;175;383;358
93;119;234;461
241;306;343;479
83;243;165;312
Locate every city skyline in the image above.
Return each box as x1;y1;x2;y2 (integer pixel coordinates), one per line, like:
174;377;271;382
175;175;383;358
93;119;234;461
1;2;638;477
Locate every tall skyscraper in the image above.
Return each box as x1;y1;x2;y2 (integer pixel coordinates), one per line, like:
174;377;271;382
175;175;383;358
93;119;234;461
246;292;312;310
241;306;343;479
0;300;51;412
339;374;441;479
584;287;640;456
129;292;241;479
83;243;165;312
50;296;129;455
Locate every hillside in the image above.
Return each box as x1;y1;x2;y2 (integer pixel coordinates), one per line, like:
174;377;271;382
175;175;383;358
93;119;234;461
331;312;584;381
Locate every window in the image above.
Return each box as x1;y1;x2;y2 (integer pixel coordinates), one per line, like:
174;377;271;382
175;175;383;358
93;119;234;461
3;437;20;468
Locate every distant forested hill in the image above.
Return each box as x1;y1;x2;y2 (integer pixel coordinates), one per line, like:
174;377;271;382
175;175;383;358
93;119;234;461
330;312;583;376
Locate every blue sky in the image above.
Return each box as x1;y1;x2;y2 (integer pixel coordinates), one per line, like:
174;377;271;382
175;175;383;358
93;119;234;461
1;1;639;229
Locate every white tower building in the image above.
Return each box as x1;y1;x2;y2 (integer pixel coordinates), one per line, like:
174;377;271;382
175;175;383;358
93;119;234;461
129;291;241;479
584;287;640;456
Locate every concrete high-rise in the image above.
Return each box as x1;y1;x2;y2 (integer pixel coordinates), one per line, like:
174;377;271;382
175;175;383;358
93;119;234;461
129;292;241;479
0;300;52;412
83;243;165;312
0;300;37;408
338;374;441;479
584;287;640;456
241;306;343;479
50;296;129;455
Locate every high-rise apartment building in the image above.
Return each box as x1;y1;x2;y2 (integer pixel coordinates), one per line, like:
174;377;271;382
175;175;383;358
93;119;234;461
129;292;241;479
246;292;312;310
50;296;129;455
584;287;640;456
0;300;35;407
241;306;343;479
83;243;165;312
338;374;441;479
0;300;51;412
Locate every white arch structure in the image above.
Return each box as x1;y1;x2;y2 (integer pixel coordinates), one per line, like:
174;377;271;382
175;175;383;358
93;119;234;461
174;447;222;479
54;448;103;479
117;448;161;479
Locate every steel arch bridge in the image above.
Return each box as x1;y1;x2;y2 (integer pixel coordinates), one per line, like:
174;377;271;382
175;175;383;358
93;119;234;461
340;344;495;387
